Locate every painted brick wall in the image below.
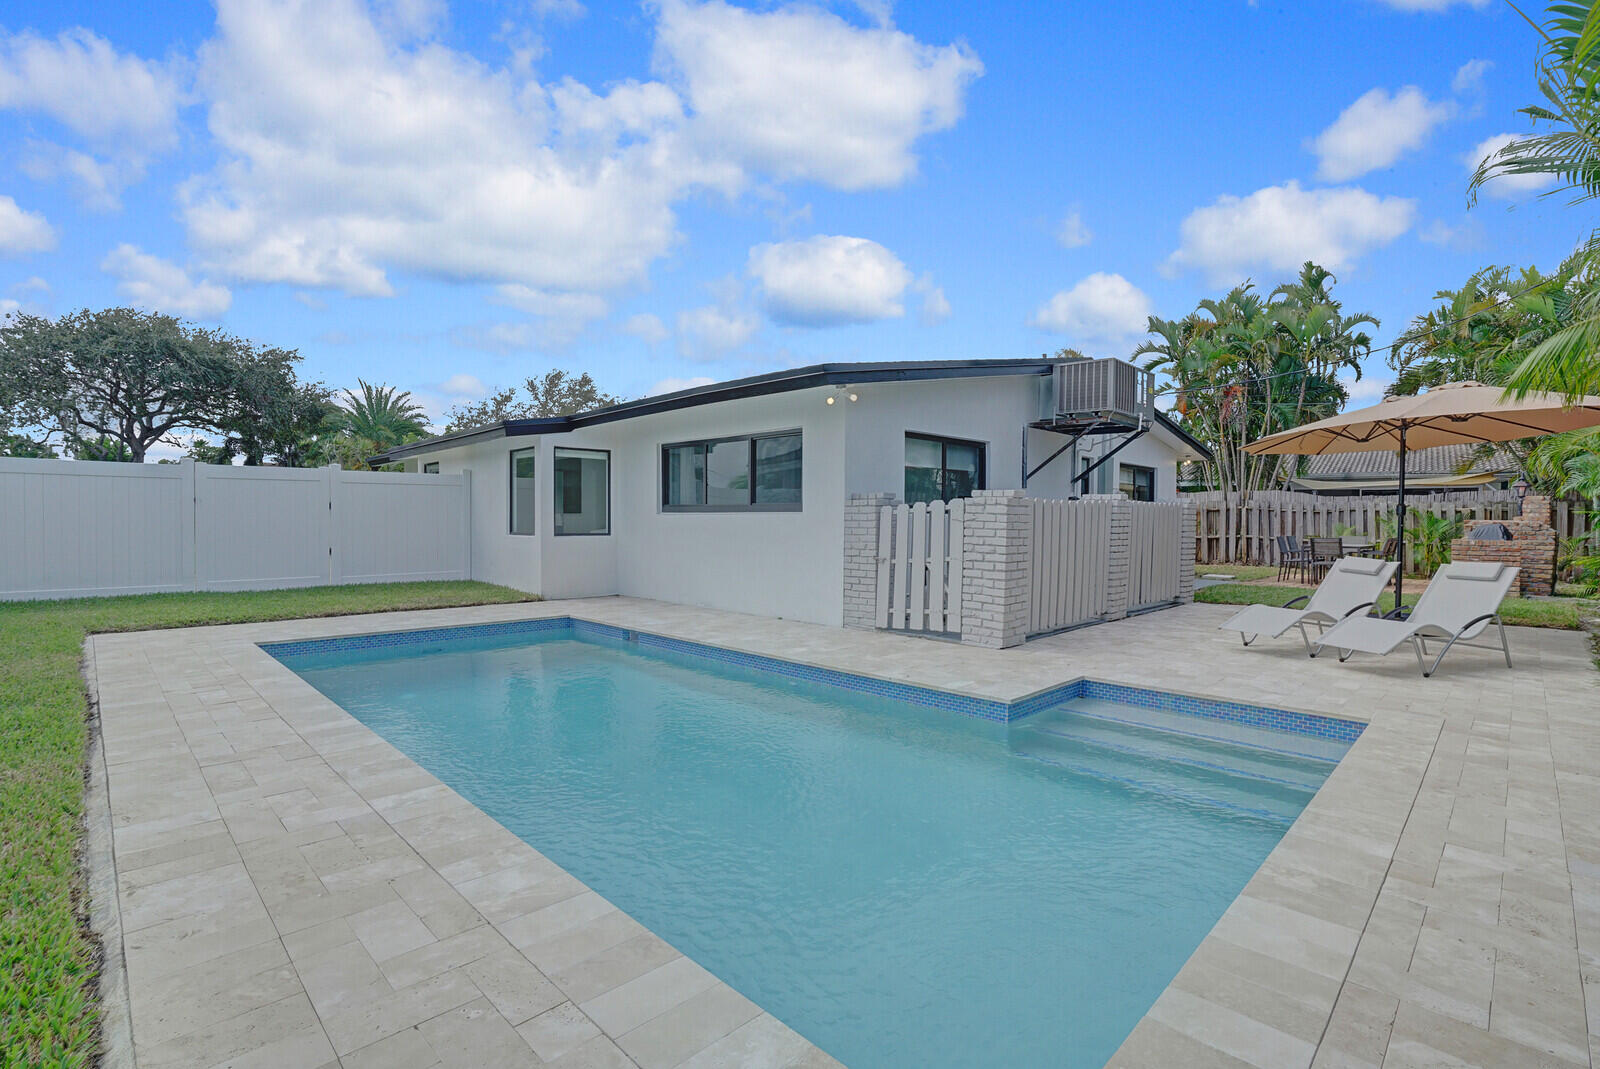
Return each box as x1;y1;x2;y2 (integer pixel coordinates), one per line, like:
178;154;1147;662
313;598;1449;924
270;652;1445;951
960;490;1033;649
842;492;896;630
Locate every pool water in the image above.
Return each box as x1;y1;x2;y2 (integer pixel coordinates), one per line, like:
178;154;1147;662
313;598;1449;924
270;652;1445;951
274;625;1354;1069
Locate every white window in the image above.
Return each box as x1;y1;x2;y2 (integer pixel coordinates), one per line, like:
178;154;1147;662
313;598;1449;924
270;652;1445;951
510;448;537;535
553;448;610;536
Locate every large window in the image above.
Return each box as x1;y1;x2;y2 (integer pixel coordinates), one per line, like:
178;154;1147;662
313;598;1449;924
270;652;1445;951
554;448;610;535
509;447;537;534
1119;463;1155;502
662;431;802;511
905;433;985;504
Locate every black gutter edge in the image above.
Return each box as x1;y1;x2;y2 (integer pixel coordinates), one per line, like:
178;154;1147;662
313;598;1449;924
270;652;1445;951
373;358;1061;463
1152;410;1213;461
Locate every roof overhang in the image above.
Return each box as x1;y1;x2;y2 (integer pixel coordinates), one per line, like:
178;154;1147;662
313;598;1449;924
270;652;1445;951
374;358;1064;463
1290;471;1503;491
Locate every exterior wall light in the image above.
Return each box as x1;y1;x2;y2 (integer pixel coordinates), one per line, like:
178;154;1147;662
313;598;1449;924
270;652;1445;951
825;395;836;405
1513;476;1529;516
848;392;858;402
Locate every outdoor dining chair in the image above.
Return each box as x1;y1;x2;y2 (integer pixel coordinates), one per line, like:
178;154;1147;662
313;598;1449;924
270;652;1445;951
1307;537;1344;583
1275;535;1311;582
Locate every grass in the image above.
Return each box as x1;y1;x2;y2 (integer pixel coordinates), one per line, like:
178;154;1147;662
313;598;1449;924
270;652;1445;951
0;581;535;1068
1193;564;1280;582
1195;582;1598;630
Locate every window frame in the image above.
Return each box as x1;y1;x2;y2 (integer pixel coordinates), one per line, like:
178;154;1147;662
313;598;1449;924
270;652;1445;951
1119;462;1156;502
660;429;803;513
904;431;988;504
552;446;612;537
422;461;439;474
508;446;538;536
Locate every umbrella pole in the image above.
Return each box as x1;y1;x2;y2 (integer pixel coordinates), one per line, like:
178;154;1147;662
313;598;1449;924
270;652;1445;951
1395;423;1406;613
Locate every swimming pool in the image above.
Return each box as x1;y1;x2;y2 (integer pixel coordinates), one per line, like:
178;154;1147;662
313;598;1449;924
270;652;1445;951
268;619;1360;1068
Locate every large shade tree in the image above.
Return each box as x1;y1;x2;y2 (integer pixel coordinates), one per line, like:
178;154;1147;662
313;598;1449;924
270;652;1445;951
444;370;621;431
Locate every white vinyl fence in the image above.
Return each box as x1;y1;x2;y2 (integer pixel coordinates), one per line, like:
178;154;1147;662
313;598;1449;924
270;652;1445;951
876;499;965;633
1128;501;1182;610
0;458;471;601
1028;497;1112;634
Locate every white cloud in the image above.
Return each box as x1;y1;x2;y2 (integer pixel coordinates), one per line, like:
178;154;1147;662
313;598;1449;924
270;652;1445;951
1338;372;1392;406
178;0;978;305
1468;133;1558;197
677;303;760;359
1311;87;1452;181
0;195;55;254
491;284;608;346
0;28;182;207
648;375;715;395
654;0;982;190
451;323;541;352
917;282;950;325
437;372;488;397
747;235;911;326
1417;217;1484;251
1030;272;1152;342
1056;208;1091;248
101;245;232;318
1453;58;1491;94
621;312;669;343
1165;181;1415;284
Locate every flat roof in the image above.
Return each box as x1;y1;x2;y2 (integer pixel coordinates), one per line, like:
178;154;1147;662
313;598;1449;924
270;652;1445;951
373;357;1211;462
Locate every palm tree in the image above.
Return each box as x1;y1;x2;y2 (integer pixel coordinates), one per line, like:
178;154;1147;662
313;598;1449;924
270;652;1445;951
1469;0;1600;398
337;380;428;468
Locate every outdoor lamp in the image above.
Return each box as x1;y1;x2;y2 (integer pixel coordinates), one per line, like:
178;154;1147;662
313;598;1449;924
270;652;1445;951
1513;476;1529;516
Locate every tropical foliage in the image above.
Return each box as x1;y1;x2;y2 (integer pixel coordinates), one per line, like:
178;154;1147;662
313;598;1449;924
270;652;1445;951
329;380;430;470
1138;261;1375;552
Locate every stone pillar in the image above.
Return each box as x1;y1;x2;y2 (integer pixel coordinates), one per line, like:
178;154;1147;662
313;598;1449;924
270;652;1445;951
960;490;1033;649
1177;500;1198;604
1086;494;1133;621
843;493;896;630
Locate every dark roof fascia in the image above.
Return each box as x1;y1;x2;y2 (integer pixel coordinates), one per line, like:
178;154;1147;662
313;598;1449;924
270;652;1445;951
374;359;1059;462
1153;411;1212;460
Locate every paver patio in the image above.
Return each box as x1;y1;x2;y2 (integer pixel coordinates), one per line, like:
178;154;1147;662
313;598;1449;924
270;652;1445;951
84;597;1600;1067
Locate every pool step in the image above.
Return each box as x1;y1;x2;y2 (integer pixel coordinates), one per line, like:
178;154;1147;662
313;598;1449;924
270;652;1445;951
1007;701;1337;824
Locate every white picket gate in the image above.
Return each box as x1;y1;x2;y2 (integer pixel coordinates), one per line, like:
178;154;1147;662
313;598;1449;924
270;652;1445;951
1128;501;1182;609
1027;497;1113;634
875;500;964;633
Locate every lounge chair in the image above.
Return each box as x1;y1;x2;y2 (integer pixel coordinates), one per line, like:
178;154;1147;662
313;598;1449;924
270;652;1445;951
1220;556;1398;653
1311;562;1518;677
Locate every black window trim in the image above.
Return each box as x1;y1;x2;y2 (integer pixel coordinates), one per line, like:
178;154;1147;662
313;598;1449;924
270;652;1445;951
553;446;612;537
905;430;988;504
509;445;537;536
1119;462;1156;502
422;461;440;474
660;428;803;513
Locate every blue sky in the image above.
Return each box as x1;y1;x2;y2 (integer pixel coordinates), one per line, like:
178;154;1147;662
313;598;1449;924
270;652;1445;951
0;0;1581;438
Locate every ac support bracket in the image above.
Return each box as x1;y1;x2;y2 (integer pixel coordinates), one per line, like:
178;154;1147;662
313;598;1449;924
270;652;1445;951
1072;425;1148;493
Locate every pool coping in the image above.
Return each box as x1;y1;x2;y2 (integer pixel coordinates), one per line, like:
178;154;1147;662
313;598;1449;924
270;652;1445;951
82;596;1600;1068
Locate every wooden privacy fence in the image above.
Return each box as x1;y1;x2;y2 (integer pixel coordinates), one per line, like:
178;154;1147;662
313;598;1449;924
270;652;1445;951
0;457;472;600
1027;497;1112;634
1191;488;1596;565
876;499;965;633
1128;501;1182;609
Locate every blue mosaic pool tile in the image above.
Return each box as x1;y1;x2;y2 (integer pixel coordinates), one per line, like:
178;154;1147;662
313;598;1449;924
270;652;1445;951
262;616;1363;741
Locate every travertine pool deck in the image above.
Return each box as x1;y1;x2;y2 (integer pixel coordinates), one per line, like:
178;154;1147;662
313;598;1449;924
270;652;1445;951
84;597;1600;1068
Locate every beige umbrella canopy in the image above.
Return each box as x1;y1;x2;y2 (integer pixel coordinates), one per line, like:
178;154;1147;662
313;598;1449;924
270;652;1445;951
1245;380;1600;605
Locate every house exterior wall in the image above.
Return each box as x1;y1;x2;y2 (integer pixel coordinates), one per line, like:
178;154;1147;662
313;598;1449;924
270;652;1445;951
401;371;1196;626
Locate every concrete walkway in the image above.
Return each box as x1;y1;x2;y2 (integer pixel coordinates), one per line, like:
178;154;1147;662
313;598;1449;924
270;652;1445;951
84;598;1600;1067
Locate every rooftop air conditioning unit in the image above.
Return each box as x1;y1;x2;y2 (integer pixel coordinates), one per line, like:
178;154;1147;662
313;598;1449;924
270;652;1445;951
1053;357;1154;427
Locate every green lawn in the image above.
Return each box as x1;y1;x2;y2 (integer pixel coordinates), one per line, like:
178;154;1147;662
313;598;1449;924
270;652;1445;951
1193;564;1281;582
1195;582;1597;630
0;581;535;1069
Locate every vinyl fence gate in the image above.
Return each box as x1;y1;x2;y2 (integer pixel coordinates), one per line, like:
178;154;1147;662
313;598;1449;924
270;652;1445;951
1128;501;1182;609
875;500;965;633
1027;497;1113;634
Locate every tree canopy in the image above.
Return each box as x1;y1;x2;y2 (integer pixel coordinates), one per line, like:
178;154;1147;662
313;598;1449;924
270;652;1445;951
444;370;622;431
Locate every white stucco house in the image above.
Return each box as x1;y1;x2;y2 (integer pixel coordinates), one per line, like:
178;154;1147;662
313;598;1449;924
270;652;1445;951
374;356;1208;626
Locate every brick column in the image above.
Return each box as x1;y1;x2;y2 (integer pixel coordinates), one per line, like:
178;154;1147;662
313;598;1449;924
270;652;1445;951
960;490;1033;649
1451;496;1558;596
1177;500;1197;604
843;493;896;630
1086;494;1132;620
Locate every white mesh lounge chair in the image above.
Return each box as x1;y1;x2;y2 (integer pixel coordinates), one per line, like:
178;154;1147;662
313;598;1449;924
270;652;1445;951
1311;561;1519;677
1221;556;1398;654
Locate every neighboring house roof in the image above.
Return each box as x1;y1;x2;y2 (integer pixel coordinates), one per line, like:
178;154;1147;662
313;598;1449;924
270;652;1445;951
374;358;1212;463
1288;444;1519;491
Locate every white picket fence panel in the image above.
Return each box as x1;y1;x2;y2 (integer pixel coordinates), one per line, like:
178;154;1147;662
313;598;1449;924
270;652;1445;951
1128;501;1182;609
875;499;964;633
1028;498;1112;634
0;458;471;601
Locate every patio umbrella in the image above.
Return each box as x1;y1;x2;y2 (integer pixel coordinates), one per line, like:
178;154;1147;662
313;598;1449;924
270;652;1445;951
1244;380;1600;607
